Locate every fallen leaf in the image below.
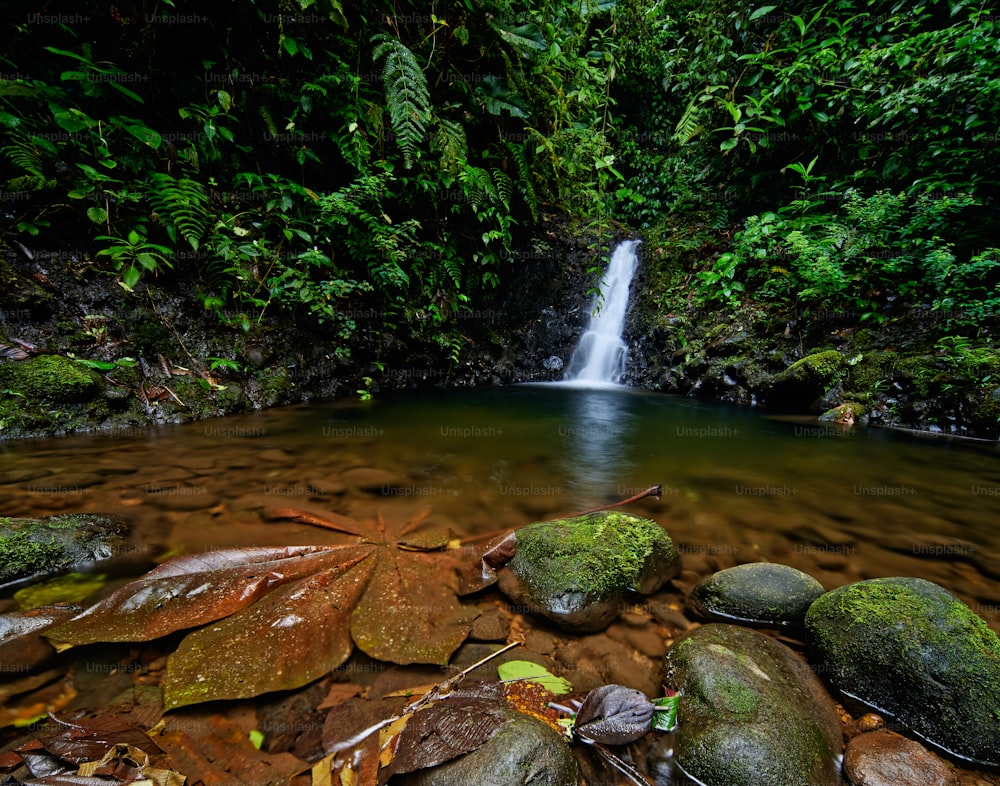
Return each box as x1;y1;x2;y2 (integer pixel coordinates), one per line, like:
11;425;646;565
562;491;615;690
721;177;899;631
44;509;515;707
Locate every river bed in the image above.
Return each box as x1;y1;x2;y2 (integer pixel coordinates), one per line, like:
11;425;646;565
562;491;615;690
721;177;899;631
2;384;998;632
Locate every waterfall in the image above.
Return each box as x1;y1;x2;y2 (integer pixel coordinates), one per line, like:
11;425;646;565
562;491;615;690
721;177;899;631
563;239;641;385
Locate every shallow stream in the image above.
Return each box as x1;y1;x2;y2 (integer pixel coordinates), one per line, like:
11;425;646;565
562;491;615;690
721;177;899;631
2;384;998;632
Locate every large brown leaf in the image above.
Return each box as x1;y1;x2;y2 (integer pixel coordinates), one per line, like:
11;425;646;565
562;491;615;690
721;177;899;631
43;508;514;708
164;549;374;709
46;545;348;644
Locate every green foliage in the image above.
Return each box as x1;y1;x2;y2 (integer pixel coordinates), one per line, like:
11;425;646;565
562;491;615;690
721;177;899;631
95;227;174;292
711;189;994;326
147;173;211;251
371;34;432;169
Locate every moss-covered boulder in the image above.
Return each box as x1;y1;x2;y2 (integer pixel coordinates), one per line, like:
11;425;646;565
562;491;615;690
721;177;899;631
0;354;102;404
688;563;825;630
769;350;847;410
395;706;579;786
805;577;1000;767
0;513;129;587
662;624;843;786
498;512;680;632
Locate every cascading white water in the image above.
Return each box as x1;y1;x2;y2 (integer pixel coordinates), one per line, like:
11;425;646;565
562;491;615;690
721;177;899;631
563;239;641;385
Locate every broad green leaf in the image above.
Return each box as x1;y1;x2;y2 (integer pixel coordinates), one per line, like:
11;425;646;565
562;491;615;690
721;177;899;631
720;137;739;152
497;660;573;695
749;5;778;21
86;206;108;224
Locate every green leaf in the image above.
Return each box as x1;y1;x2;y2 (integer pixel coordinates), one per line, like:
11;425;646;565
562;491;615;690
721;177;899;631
749;5;778;21
497;660;572;695
652;695;678;732
720;137;739;152
86;206;108;224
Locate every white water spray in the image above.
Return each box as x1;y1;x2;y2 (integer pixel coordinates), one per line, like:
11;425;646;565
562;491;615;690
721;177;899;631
563;239;641;385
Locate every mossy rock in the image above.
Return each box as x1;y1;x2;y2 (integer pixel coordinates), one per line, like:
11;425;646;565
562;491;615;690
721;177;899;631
498;512;680;632
0;354;102;404
688;563;826;630
662;624;842;786
769;350;847;411
805;576;1000;766
0;513;130;587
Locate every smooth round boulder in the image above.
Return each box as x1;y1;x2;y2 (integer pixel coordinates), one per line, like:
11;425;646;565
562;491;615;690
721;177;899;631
394;706;579;786
805;576;1000;767
662;623;843;786
688;562;825;629
499;512;680;632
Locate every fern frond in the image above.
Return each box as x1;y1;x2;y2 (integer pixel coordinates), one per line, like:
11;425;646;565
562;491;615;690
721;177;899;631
431;116;468;177
259;105;279;138
1;133;51;182
492;169;514;211
504;139;539;221
147;172;210;251
673;97;705;145
371;33;431;168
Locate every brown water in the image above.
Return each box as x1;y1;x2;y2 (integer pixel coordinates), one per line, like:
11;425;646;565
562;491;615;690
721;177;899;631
2;384;999;631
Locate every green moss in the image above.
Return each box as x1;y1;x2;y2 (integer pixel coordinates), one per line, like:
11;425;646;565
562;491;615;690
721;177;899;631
513;512;676;598
715;676;760;716
0;536;64;582
0;354;101;404
778;350;846;384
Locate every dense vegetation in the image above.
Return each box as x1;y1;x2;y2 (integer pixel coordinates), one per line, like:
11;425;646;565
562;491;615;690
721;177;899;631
2;0;997;396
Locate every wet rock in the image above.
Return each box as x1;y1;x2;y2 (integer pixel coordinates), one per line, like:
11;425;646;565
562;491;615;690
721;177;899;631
498;512;680;632
769;350;847;410
843;730;958;786
0;513;129;587
662;624;842;786
394;706;578;786
341;466;404;493
469;607;510;642
0;354;102;404
688;562;825;629
805;576;1000;767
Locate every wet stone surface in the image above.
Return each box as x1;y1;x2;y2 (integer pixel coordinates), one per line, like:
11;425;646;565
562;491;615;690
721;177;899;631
687;562;826;629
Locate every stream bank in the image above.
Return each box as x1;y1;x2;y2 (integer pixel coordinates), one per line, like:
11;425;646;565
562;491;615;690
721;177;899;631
1;216;998;441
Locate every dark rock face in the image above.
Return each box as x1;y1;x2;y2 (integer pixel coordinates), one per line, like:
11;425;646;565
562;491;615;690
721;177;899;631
498;512;680;632
0;513;130;587
805;576;1000;767
662;623;843;786
394;706;579;786
688;562;826;629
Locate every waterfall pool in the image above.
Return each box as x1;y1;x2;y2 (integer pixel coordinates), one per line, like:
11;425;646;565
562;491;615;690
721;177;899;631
2;384;998;632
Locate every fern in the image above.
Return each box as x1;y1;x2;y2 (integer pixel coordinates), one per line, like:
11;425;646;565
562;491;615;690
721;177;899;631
1;132;54;184
673;97;705;145
258;105;279;139
371;33;431;168
431;117;468;178
147;172;210;251
505;139;539;221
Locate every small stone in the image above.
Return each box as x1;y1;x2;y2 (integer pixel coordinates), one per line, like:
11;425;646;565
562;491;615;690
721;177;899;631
688;562;825;629
469;608;510;642
341;466;404;493
258;448;294;463
843;730;958;786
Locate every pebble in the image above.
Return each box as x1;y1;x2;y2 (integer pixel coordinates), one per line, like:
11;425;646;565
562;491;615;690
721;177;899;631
341;466;403;492
843;730;958;786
